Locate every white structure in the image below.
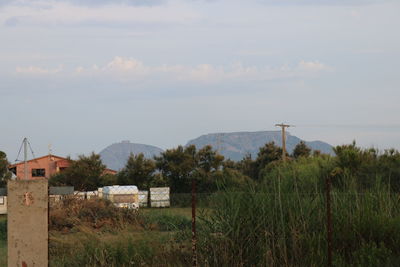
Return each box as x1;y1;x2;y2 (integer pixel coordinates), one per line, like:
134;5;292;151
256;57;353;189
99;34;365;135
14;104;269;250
138;191;148;207
98;187;103;198
74;191;98;200
102;185;139;209
150;187;170;208
0;196;7;214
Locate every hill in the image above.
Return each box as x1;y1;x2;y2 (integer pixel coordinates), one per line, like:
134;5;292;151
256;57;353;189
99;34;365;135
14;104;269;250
186;131;333;161
99;141;163;171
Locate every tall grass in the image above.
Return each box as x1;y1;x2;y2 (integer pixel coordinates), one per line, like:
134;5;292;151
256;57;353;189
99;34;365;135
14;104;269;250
49;155;400;266
50;232;191;267
199;158;400;266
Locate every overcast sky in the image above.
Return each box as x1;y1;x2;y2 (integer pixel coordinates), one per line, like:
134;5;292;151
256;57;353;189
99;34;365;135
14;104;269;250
1;0;399;161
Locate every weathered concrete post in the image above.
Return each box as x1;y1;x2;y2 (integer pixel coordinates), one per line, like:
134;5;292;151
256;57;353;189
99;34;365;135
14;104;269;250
7;180;48;267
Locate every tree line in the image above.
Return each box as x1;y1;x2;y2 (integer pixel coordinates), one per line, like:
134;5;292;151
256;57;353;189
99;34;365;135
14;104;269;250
1;140;400;193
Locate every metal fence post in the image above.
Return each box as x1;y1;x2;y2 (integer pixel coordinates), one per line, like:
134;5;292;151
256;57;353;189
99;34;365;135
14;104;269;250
326;176;333;267
192;178;197;267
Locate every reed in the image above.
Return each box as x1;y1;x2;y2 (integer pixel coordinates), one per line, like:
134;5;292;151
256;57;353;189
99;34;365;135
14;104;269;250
199;158;400;266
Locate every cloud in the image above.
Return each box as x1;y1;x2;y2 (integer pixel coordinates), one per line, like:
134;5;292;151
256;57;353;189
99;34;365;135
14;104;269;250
254;0;389;6
1;0;165;8
72;57;331;83
297;60;330;72
16;65;63;74
58;0;166;7
1;0;199;27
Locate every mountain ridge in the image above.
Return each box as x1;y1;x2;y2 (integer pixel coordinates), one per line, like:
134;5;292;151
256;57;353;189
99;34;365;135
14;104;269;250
186;131;333;161
99;141;164;171
99;131;333;170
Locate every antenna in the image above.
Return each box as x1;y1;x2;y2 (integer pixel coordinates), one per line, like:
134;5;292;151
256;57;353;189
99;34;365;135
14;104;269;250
23;138;28;180
48;144;53;155
15;138;37;179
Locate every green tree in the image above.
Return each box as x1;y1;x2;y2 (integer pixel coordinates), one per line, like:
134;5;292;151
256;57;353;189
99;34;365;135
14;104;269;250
235;153;257;180
378;149;400;192
155;145;225;193
292;141;311;158
49;153;106;191
0;151;11;187
254;142;283;179
99;173;118;187
195;145;225;192
333;141;363;175
155;145;197;193
197;145;224;173
117;153;156;189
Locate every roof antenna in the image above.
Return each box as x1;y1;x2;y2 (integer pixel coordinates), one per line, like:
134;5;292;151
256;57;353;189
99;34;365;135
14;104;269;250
23;138;28;180
15;138;37;179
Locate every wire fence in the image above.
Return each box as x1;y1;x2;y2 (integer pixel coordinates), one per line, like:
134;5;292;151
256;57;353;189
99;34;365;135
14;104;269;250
2;184;400;266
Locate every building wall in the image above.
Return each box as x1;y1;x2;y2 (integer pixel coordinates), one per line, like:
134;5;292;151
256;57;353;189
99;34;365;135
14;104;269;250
13;155;65;180
10;155;117;180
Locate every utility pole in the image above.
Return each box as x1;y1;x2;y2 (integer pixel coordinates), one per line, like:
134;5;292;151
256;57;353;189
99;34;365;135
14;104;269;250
23;137;28;180
275;123;291;161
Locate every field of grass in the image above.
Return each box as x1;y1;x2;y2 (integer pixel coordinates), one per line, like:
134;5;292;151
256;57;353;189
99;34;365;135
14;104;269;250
48;206;194;266
0;206;195;266
140;207;192;218
0;215;5;266
0;240;6;267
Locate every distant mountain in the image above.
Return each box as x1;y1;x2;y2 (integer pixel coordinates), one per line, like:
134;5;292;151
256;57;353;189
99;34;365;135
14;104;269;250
186;131;333;161
99;141;163;171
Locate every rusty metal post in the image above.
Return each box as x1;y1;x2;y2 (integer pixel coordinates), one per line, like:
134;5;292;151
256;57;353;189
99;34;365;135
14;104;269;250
192;178;197;267
326;176;333;267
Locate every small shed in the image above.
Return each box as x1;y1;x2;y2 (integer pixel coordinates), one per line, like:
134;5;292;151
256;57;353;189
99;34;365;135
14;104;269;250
49;186;74;206
0;196;7;215
103;185;139;209
0;188;7;214
150;187;170;208
138;190;149;207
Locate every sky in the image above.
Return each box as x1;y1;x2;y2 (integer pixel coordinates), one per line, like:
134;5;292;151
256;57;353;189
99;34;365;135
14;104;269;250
0;0;399;161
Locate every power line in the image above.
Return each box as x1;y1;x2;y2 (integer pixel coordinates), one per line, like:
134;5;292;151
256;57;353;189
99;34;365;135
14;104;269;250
294;124;400;129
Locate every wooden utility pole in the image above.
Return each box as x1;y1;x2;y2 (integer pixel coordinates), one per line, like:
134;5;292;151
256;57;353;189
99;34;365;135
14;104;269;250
275;123;291;161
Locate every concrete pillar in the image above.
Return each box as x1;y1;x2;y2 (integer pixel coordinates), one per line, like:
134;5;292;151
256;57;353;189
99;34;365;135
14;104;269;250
7;180;48;267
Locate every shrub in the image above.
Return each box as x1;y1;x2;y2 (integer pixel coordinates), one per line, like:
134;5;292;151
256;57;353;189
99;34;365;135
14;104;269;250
0;219;6;241
49;198;138;231
141;212;191;231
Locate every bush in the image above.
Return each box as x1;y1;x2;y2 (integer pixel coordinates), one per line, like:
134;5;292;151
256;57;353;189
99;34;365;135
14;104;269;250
198;163;400;266
0;219;6;241
141;212;191;231
49;198;139;231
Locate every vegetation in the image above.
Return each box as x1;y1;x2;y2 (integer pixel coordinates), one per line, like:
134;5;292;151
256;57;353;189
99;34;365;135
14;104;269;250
48;202;193;267
49;198;138;232
42;141;400;265
155;145;224;193
199;156;400;266
0;151;11;187
117;153;157;189
292;140;311;158
49;153;117;191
